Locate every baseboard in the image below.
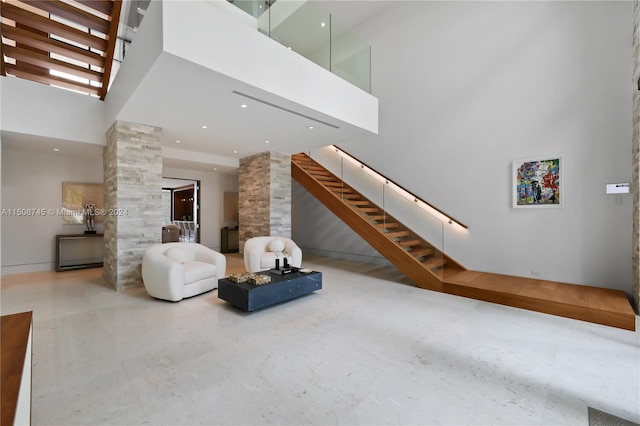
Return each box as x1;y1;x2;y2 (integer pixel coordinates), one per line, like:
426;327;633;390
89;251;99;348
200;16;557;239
2;262;56;276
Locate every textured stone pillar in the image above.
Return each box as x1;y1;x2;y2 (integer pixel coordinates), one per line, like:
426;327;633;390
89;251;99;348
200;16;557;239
104;121;163;290
238;151;291;252
633;0;640;312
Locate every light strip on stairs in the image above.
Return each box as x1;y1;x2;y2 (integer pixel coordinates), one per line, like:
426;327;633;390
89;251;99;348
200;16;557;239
232;90;340;129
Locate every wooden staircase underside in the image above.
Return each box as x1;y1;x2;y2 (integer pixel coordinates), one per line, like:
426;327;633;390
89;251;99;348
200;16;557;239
0;0;122;100
292;153;636;331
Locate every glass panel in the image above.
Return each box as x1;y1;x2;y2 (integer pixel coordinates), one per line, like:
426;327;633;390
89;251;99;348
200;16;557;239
324;147;445;281
269;1;330;70
330;15;371;92
383;186;444;281
229;0;271;19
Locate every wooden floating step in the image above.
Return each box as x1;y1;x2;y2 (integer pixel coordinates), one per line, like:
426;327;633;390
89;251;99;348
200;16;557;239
399;239;421;247
322;181;344;188
312;174;337;182
443;271;636;331
373;222;400;229
410;247;434;258
356;207;379;213
422;256;445;270
367;215;388;221
385;230;410;239
333;193;362;199
345;200;370;206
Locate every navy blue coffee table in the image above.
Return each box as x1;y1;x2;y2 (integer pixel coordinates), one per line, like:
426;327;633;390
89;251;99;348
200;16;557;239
218;271;322;312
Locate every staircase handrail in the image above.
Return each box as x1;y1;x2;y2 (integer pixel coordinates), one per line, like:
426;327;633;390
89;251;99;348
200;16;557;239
332;145;468;229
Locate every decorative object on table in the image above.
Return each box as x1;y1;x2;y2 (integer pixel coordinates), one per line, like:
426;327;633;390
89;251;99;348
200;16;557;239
84;203;96;234
248;274;271;285
243;236;302;273
512;156;562;208
228;273;252;283
227;273;271;285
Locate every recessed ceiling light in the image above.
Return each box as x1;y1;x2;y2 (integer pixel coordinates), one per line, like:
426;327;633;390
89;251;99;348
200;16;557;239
175;140;181;144
265;140;269;144
321;22;326;27
259;4;262;8
53;148;61;152
233;150;238;154
201;125;208;129
287;46;292;50
308;126;314;130
241;104;248;108
213;168;217;171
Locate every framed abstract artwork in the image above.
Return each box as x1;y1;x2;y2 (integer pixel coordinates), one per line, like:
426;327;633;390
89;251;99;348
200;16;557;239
513;156;562;208
61;182;104;223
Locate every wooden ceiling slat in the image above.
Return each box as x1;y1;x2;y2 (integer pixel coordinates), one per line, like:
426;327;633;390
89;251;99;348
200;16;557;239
0;42;6;77
20;0;111;34
2;24;105;67
4;45;103;81
1;2;107;51
5;63;101;96
73;0;114;16
98;0;121;100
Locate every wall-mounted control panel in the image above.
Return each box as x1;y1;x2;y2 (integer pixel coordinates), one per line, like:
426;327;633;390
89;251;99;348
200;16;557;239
606;183;630;194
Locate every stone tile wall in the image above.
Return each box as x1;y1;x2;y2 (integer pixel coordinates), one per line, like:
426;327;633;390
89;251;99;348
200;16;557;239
104;121;163;290
633;1;640;312
238;151;291;252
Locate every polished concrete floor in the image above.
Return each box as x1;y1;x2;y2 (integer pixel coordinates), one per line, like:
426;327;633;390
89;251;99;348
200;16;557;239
1;254;639;425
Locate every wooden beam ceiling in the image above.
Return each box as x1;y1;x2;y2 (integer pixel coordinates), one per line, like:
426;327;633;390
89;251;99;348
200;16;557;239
1;0;122;100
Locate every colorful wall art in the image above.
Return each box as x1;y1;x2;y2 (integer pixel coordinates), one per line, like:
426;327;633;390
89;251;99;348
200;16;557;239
513;157;562;208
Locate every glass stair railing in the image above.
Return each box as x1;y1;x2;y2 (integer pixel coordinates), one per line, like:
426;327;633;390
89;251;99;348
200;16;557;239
298;146;468;282
228;0;371;93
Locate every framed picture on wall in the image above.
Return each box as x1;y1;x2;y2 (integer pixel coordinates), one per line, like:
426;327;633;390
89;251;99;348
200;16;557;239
512;156;563;208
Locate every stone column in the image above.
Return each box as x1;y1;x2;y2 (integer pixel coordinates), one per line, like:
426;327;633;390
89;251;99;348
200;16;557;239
104;121;163;290
238;151;291;252
633;0;639;312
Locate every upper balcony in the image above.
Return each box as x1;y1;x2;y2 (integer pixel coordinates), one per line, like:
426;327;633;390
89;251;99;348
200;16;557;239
104;0;378;169
229;0;371;93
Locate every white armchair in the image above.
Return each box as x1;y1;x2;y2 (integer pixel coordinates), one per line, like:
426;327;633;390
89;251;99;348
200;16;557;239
142;243;226;302
243;236;302;273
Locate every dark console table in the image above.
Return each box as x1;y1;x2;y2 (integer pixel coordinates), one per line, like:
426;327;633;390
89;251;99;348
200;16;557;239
55;233;104;272
221;227;239;253
218;271;322;311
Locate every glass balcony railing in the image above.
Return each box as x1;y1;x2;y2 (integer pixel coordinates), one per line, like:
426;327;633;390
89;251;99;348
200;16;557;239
229;0;371;93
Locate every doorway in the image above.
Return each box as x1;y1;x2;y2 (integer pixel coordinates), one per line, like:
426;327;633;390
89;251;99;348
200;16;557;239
162;178;201;243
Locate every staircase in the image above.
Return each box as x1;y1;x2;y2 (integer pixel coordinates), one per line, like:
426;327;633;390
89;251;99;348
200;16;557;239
291;152;636;331
291;152;465;292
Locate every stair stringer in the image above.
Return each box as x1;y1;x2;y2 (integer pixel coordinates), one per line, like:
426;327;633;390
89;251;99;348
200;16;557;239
292;157;463;292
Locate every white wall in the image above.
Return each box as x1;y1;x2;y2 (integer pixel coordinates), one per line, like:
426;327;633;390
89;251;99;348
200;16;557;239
1;77;105;145
1;148;103;274
163;166;238;251
293;1;634;294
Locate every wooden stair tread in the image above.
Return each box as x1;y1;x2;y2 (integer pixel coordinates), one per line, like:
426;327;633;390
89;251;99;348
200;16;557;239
373;222;400;229
443;271;636;330
385;231;410;238
399;239;421;247
345;200;370;206
409;247;434;258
